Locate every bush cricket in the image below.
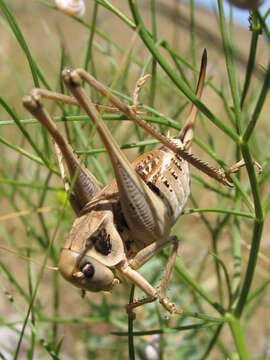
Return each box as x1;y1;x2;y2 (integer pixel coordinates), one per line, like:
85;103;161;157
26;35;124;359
23;50;250;314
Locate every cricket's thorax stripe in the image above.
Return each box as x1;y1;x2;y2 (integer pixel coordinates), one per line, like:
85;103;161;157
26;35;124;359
134;146;190;223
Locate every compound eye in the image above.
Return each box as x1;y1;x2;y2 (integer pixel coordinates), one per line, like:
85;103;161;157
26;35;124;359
81;262;95;279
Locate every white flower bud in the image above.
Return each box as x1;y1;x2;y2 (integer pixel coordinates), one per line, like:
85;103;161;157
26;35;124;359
227;0;265;9
145;335;160;360
55;0;85;17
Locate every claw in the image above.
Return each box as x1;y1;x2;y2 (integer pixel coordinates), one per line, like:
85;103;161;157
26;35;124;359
158;296;183;315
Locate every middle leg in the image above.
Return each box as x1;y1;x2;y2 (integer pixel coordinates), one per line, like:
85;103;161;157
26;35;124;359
157;237;183;314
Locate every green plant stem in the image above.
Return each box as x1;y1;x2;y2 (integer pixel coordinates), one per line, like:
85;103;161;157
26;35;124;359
0;97;56;174
191;175;233;198
211;250;233;307
26;230;36;359
190;195;212;233
190;0;197;85
227;314;249;360
0;261;29;302
96;0;135;30
128;0;239;143
13;196;69;358
235;218;264;316
247;277;270;305
162;41;197;72
256;10;270;41
167;47;191;88
200;324;223;360
0;178;62;191
150;0;157;108
235;143;264;317
183;208;253;219
0;136;43;166
128;285;135;360
0;0;39;87
113;321;223;337
241;12;260;108
182;311;225;323
84;1;99;72
243;55;270;142
264;192;270;214
172;259;225;314
217;0;243;134
232;199;242;302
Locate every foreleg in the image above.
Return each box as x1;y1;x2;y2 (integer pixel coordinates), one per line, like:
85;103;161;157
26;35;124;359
118;236;182;314
23;89;101;213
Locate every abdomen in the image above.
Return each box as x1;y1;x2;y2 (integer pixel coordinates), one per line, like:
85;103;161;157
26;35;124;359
134;146;190;225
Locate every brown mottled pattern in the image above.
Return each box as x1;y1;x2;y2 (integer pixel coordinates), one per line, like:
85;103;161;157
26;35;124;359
134;146;190;225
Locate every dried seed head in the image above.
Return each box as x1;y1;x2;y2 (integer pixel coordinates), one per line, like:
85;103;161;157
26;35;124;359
226;0;264;9
55;0;85;17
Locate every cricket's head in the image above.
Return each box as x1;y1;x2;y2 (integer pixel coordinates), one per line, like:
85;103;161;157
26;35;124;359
58;249;119;292
58;209;124;292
